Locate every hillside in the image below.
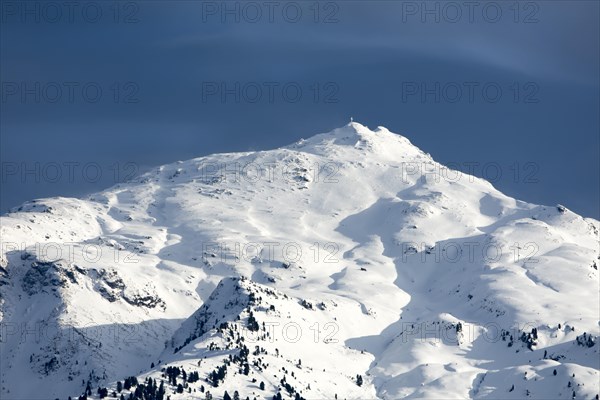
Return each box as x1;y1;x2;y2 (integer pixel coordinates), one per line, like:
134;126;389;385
0;122;598;399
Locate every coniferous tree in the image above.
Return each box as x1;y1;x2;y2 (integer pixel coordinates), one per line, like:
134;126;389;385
224;391;232;400
247;312;259;331
158;380;165;400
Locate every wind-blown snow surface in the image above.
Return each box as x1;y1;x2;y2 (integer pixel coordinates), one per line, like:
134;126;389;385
0;122;598;400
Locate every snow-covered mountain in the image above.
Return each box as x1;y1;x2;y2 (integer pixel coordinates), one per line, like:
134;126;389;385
0;122;598;400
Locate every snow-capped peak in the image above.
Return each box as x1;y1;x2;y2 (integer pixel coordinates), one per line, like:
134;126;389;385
287;121;424;163
0;124;598;400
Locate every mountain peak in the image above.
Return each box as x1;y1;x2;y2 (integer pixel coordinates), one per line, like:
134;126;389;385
287;121;422;161
1;123;598;400
346;120;369;131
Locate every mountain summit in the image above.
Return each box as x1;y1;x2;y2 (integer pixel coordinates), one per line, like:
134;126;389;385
1;123;598;399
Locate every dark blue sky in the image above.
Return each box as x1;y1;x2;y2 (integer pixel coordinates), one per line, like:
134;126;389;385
1;1;598;218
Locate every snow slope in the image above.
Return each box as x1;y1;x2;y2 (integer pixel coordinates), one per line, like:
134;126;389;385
0;122;598;400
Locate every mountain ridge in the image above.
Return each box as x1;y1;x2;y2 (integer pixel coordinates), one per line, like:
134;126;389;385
0;122;598;399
